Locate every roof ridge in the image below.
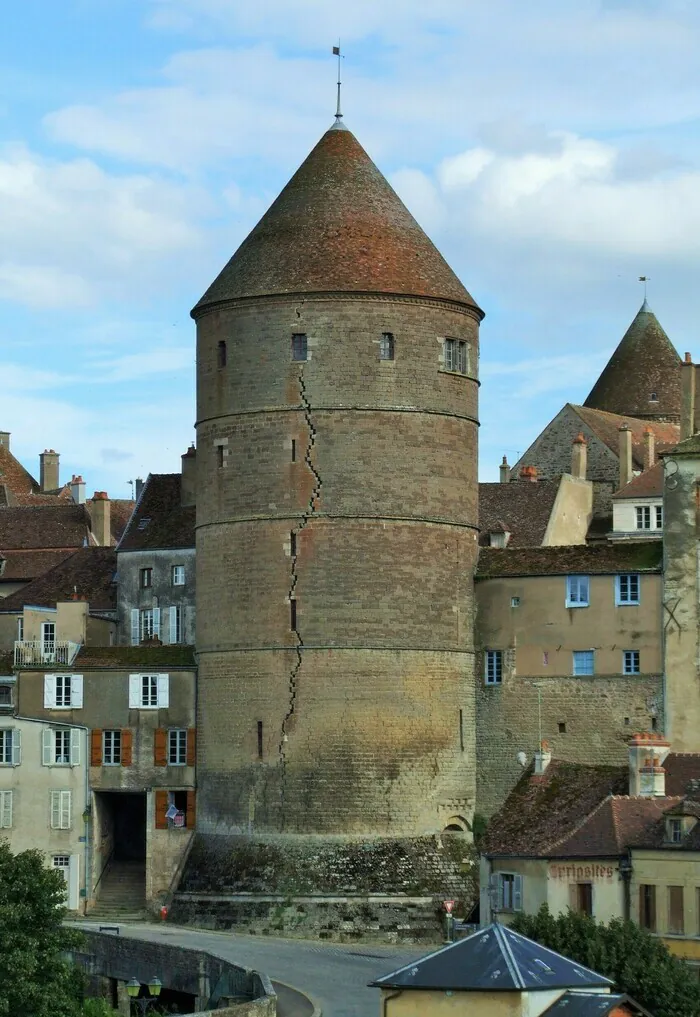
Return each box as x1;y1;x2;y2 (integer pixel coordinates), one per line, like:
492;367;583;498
494;924;525;989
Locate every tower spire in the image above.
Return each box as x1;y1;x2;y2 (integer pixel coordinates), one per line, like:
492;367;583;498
333;42;343;121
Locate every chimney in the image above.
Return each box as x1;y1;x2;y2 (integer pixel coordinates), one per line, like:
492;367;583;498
39;449;60;492
681;352;695;440
618;425;633;490
181;444;196;508
533;741;552;776
499;456;510;484
0;431;9;451
628;732;670;797
571;433;587;480
70;474;86;505
643;427;655;471
134;477;144;501
90;492;111;547
519;465;538;483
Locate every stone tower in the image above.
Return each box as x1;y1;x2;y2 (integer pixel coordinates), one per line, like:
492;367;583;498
193;120;483;838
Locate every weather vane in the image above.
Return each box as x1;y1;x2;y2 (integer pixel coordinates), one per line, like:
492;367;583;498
639;275;650;299
332;42;343;120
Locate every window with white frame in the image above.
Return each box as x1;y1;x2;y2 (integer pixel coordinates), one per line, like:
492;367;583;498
169;605;183;645
17;616;23;642
496;872;522;911
635;505;661;530
168;729;187;765
623;650;640;675
171;565;186;586
444;338;469;374
566;575;590;607
50;790;72;829
379;333;395;361
42;728;80;767
103;730;121;765
128;673;169;709
668;818;683;844
44;675;83;709
130;608;161;645
141;609;155;641
485;650;503;686
616;574;640;605
0;790;12;828
0;729;14;765
655;505;663;528
573;650;595;676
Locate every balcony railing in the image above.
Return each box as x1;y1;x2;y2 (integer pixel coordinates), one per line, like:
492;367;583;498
13;640;81;667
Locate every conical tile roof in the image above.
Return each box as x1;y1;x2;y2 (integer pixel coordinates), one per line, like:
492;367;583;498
370;923;613;992
584;301;681;421
193;122;481;315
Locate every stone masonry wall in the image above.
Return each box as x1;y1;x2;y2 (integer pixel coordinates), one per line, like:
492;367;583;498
195;293;480;836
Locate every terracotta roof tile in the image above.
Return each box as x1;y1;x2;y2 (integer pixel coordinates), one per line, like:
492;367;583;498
0;504;93;550
75;645;195;668
478;480;560;547
118;475;194;552
193;122;481;314
476;541;662;578
571;405;679;469
0;547;117;612
0;548;76;582
584;301;681;421
0;445;40;497
612;461;664;499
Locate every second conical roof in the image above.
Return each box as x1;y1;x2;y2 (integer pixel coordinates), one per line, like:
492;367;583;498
584;300;681;420
193;122;480;314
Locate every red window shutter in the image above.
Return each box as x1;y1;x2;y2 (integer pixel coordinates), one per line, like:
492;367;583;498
121;729;133;767
154;728;167;767
90;729;102;767
186;728;196;768
186;790;196;828
155;789;169;830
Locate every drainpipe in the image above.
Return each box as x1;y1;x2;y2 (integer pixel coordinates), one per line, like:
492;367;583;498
382;989;403;1017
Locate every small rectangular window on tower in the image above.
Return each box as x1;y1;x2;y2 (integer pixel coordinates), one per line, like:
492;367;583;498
292;333;308;362
444;338;468;374
290;598;297;630
379;333;395;361
291;439;296;462
290;531;297;557
217;340;227;368
217;445;225;469
257;721;263;761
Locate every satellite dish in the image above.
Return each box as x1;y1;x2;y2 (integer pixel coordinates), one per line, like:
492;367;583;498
517;751;527;767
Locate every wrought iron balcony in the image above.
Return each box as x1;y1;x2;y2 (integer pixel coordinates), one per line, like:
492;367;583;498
13;640;81;667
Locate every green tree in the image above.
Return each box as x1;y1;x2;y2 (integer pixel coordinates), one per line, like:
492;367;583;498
511;904;700;1017
0;841;84;1017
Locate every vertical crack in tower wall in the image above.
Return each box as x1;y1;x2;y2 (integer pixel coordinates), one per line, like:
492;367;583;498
279;369;322;826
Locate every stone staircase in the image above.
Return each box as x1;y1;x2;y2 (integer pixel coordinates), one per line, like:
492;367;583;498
89;860;148;921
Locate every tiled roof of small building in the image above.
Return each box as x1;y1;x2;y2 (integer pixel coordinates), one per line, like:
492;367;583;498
612;461;664;499
550;796;680;857
75;645;195;668
571;405;679;469
0;547;117;612
584;301;681;421
476;541;662;578
478;480;560;547
0;504;93;550
0;444;40;498
370;923;612;991
662;433;700;456
117;474;194;552
0;548;76;582
193;122;481;314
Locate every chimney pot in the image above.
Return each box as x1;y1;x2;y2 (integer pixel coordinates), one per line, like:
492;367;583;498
571;433;588;480
0;431;10;451
499;456;511;484
628;732;670;797
90;492;111;546
519;465;538;482
181;445;197;507
618;425;633;490
135;477;144;501
39;449;60;492
643;427;655;470
685;352;693;364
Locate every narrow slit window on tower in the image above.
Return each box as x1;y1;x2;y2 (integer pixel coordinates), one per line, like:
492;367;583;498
257;721;263;761
290;531;297;556
459;709;464;751
291;439;296;463
290;598;297;630
217;445;225;469
217;340;227;368
292;333;308;362
379;332;395;361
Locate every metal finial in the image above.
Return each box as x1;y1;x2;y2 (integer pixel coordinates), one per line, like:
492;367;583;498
333;42;343;120
639;275;649;299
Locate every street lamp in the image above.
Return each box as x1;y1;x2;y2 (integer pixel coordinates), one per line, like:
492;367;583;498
126;977;162;1015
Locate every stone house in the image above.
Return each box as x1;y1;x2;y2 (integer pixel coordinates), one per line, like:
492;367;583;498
480;734;700;974
475;542;663;814
371;921;651;1016
116;455;195;648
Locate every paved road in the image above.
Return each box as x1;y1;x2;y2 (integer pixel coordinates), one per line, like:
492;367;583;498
78;922;426;1017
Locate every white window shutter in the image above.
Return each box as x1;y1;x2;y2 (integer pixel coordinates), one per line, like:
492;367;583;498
70;729;81;766
169;606;177;645
128;674;141;708
130;609;139;646
0;790;11;828
11;730;21;766
44;675;56;708
71;676;83;709
157;674;169;708
61;791;71;829
42;729;53;766
152;608;161;639
514;874;523;911
50;791;60;828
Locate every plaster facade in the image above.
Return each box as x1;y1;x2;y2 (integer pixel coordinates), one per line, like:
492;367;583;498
117;547;195;646
612;498;663;537
540;475;593;546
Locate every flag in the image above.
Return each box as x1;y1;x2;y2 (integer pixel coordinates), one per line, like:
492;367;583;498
639;276;647;282
333;46;340;55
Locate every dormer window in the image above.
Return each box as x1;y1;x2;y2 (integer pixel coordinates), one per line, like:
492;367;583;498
668;818;683;844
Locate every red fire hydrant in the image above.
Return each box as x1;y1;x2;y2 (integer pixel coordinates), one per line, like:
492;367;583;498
160;905;168;922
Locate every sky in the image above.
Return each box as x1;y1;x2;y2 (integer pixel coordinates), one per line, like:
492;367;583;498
1;0;699;496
